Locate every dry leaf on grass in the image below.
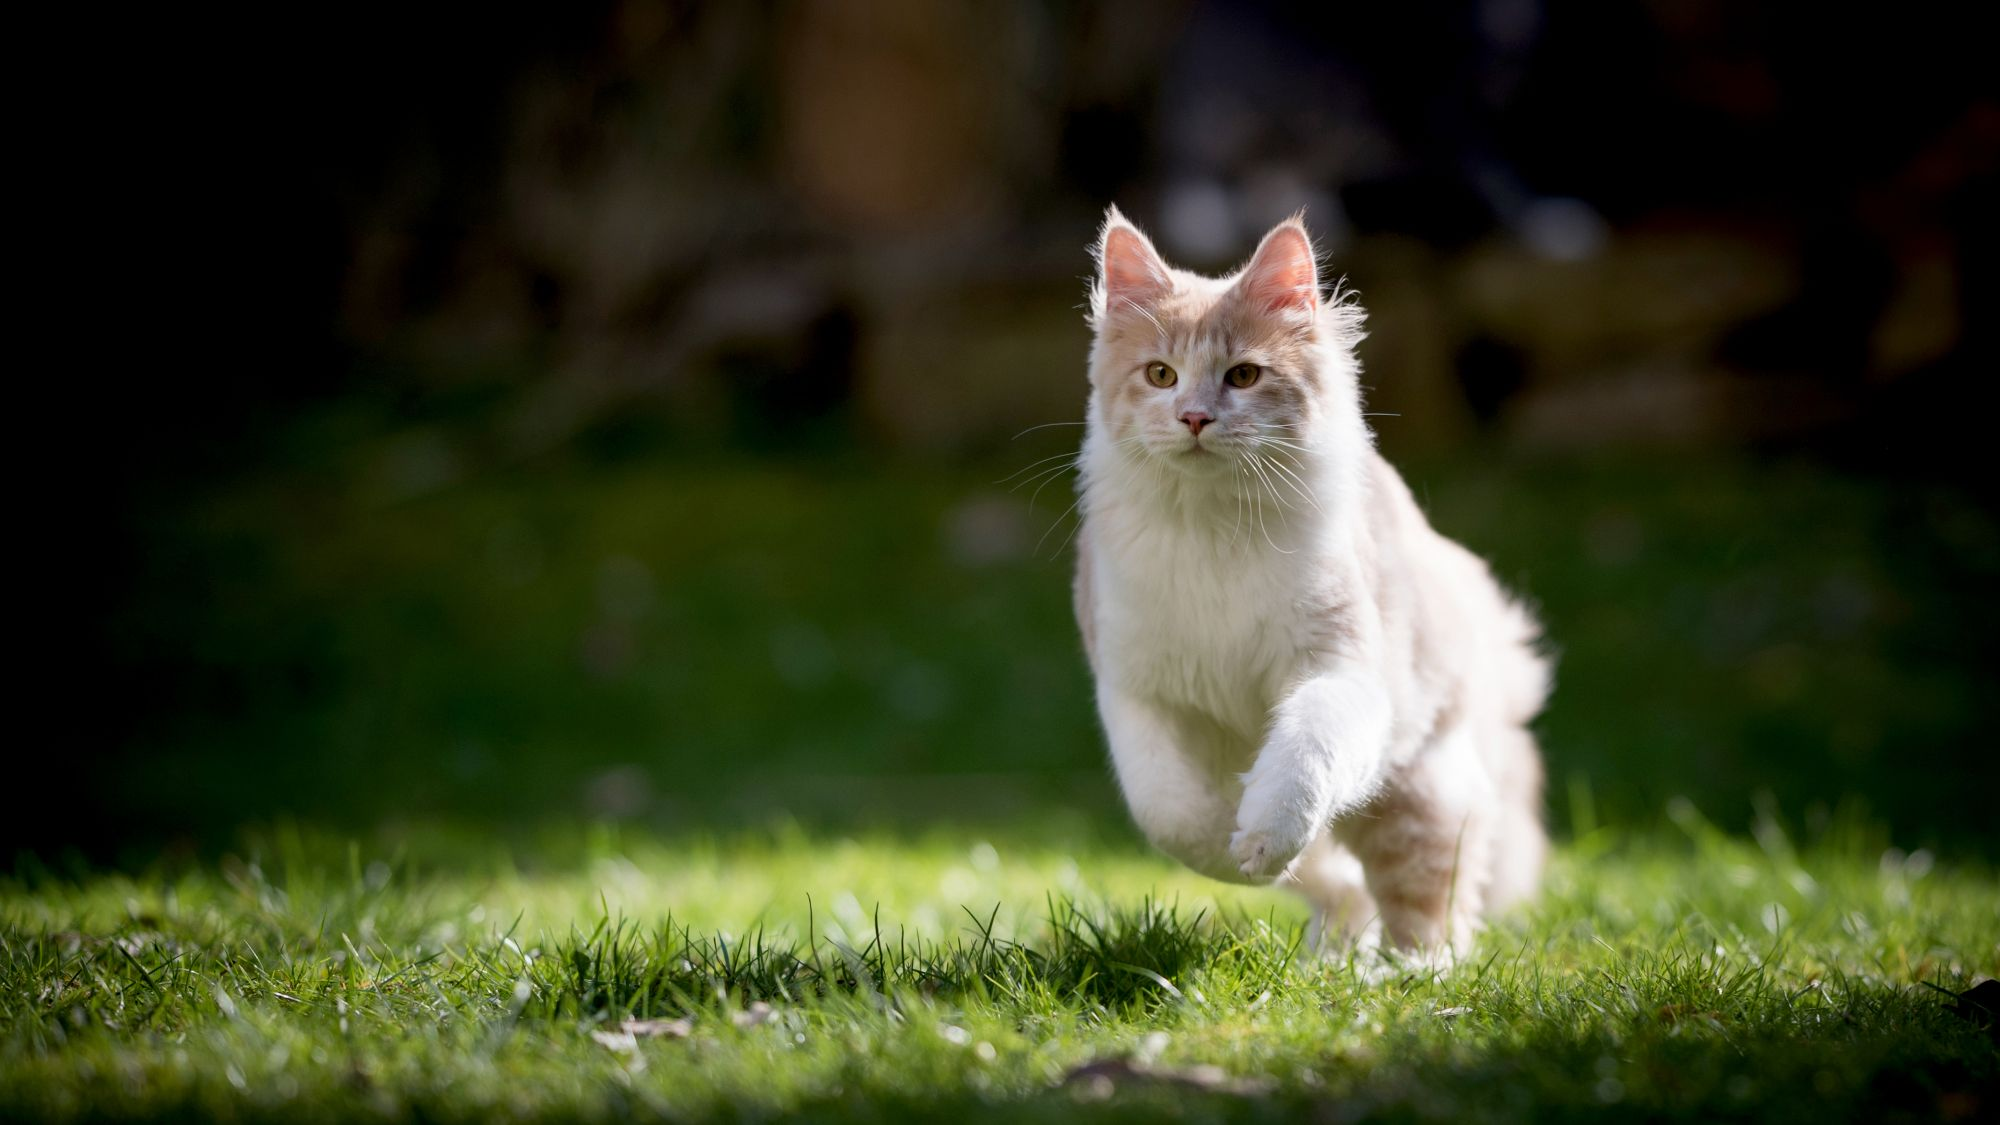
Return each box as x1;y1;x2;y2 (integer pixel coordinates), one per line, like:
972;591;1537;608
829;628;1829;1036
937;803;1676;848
1061;1057;1276;1100
732;1001;776;1029
591;1005;771;1050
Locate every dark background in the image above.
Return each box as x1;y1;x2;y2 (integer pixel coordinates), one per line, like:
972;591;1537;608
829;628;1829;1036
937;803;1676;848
29;0;1998;864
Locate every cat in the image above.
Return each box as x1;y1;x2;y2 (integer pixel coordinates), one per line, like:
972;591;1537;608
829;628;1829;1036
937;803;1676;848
1072;207;1549;955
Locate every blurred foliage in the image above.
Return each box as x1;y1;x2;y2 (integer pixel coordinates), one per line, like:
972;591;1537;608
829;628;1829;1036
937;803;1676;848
63;388;1999;861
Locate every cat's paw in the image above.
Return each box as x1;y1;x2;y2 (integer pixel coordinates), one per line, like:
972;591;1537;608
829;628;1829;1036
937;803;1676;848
1229;822;1311;881
1232;747;1326;881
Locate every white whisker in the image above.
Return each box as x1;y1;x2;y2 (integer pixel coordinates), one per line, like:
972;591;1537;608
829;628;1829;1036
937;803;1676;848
1027;460;1079;509
1230;462;1247;547
1009;421;1089;440
1258;450;1322;512
1248;459;1294;554
1257;437;1317;455
997;448;1082;487
1245;453;1296;515
1035;494;1087;559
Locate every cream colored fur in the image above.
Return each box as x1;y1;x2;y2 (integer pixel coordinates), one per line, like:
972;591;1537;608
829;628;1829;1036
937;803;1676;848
1072;207;1549;956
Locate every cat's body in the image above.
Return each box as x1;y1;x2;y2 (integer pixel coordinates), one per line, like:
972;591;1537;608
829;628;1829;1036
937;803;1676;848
1073;209;1547;953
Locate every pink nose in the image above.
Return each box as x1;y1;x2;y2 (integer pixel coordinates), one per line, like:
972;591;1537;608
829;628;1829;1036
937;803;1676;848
1180;411;1213;435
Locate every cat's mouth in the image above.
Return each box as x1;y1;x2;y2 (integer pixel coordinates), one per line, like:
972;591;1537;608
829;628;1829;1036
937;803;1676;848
1164;433;1239;466
1129;427;1240;468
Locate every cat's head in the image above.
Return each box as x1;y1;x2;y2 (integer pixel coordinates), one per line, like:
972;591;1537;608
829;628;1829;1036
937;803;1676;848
1085;207;1363;475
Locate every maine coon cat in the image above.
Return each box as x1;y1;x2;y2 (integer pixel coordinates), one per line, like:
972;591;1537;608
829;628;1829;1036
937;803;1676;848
1072;208;1549;954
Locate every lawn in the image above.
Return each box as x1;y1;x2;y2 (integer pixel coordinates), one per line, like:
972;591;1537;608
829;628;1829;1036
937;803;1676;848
15;424;1999;1119
3;820;1994;1122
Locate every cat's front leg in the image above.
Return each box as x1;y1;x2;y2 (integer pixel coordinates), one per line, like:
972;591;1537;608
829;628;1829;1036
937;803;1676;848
1231;669;1391;881
1099;685;1250;883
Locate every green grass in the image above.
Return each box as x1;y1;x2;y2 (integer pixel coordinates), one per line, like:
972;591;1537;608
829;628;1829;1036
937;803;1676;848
4;817;1994;1123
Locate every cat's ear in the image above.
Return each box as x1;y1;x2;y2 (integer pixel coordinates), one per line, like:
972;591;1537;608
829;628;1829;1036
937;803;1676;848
1233;216;1319;317
1092;206;1171;324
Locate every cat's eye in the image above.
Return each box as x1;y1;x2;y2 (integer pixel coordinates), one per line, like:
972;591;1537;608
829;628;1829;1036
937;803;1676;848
1144;362;1177;388
1225;364;1262;388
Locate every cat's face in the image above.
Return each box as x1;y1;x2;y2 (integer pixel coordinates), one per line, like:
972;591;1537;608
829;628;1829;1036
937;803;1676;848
1086;211;1342;475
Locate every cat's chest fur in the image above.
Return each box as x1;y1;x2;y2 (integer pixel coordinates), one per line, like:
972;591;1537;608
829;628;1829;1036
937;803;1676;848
1091;513;1314;743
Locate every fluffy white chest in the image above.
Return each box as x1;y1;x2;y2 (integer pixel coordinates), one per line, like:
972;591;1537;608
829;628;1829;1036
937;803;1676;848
1094;519;1308;741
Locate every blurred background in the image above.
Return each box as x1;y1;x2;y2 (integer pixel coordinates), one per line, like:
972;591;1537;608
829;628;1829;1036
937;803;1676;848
31;0;1998;863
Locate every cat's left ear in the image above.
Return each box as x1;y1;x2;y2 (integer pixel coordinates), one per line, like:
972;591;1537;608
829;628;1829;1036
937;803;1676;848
1092;206;1172;325
1233;217;1319;317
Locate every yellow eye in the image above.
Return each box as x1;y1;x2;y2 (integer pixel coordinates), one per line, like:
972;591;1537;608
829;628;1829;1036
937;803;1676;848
1144;361;1177;388
1225;363;1262;388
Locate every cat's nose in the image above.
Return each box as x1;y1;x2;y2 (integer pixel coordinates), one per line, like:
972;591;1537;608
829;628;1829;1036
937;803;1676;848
1179;410;1213;435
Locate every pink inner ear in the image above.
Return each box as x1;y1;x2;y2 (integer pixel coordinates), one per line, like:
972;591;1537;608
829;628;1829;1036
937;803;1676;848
1103;227;1168;308
1241;228;1317;313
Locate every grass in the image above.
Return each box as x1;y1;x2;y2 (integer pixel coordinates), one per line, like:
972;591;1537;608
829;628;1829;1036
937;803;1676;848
4;816;1995;1122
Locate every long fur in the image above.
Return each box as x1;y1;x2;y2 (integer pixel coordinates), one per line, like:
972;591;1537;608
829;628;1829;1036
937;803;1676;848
1073;208;1549;955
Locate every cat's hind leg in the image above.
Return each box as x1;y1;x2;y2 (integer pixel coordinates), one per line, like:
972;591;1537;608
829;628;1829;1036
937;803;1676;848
1482;725;1548;913
1335;728;1494;956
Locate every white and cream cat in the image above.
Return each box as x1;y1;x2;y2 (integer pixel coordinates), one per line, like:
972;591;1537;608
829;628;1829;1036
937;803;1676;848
1073;208;1549;954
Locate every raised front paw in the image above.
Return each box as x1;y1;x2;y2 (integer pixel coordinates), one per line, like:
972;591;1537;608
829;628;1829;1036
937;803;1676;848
1232;744;1329;882
1229;820;1313;881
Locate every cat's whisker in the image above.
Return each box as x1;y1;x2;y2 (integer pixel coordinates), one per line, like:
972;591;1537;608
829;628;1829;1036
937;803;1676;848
1249;463;1266;547
1013;458;1077;487
998;449;1083;487
1247;458;1295;554
1246;453;1298;515
1242;453;1280;512
1254;428;1321;452
1262;459;1300;551
1253;437;1314;471
1010;421;1089;440
1258;438;1318;456
1007;461;1079;505
1271;470;1321;515
1027;460;1080;509
1055;498;1092;557
1258;450;1323;513
1035;494;1088;560
1009;448;1080;476
1230;462;1248;547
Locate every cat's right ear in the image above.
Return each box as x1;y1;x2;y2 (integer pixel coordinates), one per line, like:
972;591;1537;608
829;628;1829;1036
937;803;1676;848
1090;206;1170;326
